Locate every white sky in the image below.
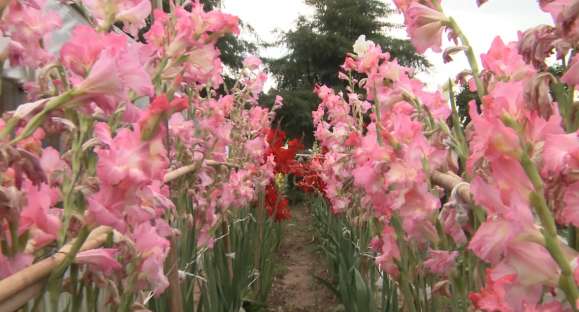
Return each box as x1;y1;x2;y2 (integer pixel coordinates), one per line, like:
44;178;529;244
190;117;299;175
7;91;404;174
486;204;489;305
221;0;553;89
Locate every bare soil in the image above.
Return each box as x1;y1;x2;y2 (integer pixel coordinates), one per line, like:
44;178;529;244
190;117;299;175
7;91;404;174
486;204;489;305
266;205;338;312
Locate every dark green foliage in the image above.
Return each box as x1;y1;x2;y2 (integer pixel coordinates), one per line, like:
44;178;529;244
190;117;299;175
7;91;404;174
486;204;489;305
310;195;398;312
267;0;429;147
454;84;480;127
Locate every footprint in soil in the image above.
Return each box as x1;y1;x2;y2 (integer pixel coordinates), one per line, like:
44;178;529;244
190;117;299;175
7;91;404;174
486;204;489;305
266;205;338;312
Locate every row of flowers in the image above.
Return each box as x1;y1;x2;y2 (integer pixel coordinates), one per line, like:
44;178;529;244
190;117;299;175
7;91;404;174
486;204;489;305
0;0;294;310
305;0;579;310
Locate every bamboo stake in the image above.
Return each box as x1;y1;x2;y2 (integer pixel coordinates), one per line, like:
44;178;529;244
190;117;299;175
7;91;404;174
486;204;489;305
0;281;43;312
167;238;184;312
431;170;472;204
0;226;111;305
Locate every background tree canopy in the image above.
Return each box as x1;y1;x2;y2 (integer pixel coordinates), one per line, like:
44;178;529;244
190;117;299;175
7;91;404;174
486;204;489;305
263;0;430;147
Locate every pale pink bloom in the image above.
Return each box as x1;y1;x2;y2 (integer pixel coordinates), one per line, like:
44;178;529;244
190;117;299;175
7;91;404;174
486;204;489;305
424;250;458;275
562;54;579;88
0;252;33;279
75;49;124;97
542;132;579;175
375;225;400;276
133;222;170;296
82;0;151;35
561;182;579;227
168;113;195;145
497;241;560;288
86;183;133;232
440;205;467;245
183;45;223;86
145;9;168;48
115;0;151;35
75;248;121;275
243;55;262;70
245;137;268;160
471;173;533;225
205;10;240;34
469;219;519;264
421;91;451;120
94;122;168;186
352;164;377;190
40;147;69;185
398;185;440;242
540;0;578;39
67;26;153;106
481;36;535;79
467;101;521;170
61;25;126;76
19;181;61;248
404;3;448;53
1;0;61;67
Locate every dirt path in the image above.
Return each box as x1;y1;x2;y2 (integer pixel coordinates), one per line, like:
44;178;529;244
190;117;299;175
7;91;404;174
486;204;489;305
266;204;338;312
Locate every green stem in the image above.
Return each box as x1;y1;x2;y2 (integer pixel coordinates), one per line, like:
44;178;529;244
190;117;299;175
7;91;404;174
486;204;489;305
446;17;486;100
9;90;76;145
448;79;469;172
520;153;579;308
47;226;90;311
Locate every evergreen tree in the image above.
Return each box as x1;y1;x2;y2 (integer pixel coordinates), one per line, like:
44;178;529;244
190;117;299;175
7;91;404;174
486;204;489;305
266;0;429;147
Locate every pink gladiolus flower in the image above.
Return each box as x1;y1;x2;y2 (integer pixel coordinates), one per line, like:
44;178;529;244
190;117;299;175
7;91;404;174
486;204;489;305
1;0;61;67
562;54;579;88
496;241;560;288
469;269;516;312
94;122;168;186
133;222;170;296
82;0;151;35
0;252;33;279
467;101;521;171
375;225;400;276
561;182;579;227
404;3;449;53
19;181;61;248
469;219;519;264
60;25;126;77
243;55;262;70
424;250;458;275
205;10;240;35
183;45;223;86
65;26;153;109
481;36;535;79
75;248;121;275
542;132;579;175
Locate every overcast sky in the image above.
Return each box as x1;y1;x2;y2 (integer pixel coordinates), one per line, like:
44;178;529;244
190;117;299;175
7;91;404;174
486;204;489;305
221;0;552;89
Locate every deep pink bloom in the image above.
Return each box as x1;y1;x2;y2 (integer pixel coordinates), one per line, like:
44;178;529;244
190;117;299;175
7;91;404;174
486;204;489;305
469;269;515;312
